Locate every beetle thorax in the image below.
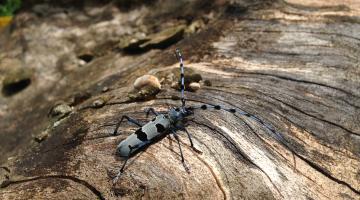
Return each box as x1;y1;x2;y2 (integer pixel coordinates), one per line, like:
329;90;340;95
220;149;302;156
168;108;184;123
168;107;193;125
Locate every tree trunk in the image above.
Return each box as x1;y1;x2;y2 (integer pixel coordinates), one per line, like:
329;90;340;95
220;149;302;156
0;0;359;199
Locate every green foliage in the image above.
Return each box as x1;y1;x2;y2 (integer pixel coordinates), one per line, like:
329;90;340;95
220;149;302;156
0;0;21;17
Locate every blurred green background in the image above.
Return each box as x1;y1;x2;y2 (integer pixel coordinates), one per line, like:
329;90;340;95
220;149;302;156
0;0;21;16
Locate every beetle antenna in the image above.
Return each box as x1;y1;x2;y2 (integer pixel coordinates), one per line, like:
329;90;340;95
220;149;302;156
175;48;186;108
189;104;288;146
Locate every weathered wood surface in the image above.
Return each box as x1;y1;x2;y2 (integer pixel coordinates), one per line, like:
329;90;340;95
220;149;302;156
0;0;359;199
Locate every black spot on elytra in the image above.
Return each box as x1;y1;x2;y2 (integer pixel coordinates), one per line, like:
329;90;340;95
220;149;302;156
175;108;180;112
180;63;183;67
135;129;148;141
151;117;156;121
229;108;236;113
180;73;184;78
201;105;207;110
214;105;221;110
155;124;166;133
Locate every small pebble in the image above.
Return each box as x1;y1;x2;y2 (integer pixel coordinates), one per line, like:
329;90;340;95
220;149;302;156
171;82;178;89
70;91;91;106
186;19;205;34
102;86;109;92
78;59;86;66
189;82;201;91
166;73;175;83
49;104;72;118
34;130;49;143
53;121;62;127
134;75;161;90
92;99;105;108
203;80;212;86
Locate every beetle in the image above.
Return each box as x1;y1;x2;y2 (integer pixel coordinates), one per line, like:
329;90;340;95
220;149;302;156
112;49;286;183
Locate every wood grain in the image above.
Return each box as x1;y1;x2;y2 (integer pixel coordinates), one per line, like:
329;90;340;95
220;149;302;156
0;0;359;199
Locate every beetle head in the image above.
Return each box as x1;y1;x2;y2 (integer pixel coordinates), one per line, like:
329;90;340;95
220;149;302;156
168;106;193;123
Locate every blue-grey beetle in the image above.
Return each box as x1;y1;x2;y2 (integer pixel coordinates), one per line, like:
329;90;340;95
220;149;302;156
112;49;286;183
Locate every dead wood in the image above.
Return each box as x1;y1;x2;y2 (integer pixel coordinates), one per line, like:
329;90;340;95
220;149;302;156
0;0;359;199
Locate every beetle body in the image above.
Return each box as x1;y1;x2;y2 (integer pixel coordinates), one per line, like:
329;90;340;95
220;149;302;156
116;114;171;157
116;107;193;157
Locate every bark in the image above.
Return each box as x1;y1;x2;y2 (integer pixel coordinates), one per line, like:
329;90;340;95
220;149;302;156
0;0;359;199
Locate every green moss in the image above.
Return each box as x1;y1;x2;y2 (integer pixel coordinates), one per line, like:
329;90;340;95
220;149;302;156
0;0;21;17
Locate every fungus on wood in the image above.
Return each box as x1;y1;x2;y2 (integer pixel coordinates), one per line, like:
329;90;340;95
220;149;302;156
0;0;359;199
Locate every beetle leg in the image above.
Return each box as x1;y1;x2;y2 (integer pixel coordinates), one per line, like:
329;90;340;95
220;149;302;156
113;115;142;135
113;141;151;184
113;145;133;184
171;130;190;173
182;127;202;154
145;107;159;118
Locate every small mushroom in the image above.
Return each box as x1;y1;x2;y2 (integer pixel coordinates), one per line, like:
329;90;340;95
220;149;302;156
134;75;161;90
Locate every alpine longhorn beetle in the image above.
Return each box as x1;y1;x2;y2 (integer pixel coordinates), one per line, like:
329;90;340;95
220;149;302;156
112;49;286;183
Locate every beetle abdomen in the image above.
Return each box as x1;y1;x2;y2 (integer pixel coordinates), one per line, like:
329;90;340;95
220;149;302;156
116;114;171;157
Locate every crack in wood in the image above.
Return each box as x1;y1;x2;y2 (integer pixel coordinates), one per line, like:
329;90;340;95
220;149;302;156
183;96;360;195
0;167;10;173
210;106;360;195
0;175;105;200
72;96;359;196
234;25;360;42
190;148;227;200
200;65;360;109
222;70;359;100
236;115;354;196
244;49;359;62
184;132;234;196
190;120;284;198
162;138;227;200
271;96;360;136
205;88;359;159
296;153;360;195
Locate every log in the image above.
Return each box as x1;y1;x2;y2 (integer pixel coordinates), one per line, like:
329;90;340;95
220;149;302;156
0;0;359;199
